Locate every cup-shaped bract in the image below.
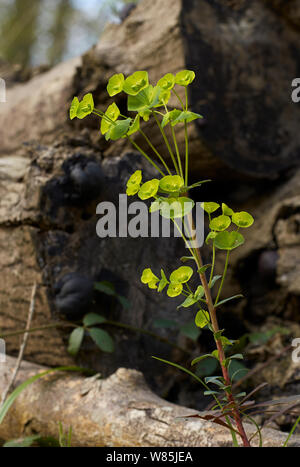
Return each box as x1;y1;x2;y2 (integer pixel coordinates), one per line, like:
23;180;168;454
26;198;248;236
141;268;159;286
157;73;175;90
138;179;159;200
201;202;220;214
167;282;183;297
214;231;245;250
175;70;195;86
222;203;234;216
100;102;120;134
232;211;254;228
126;170;142;196
159;197;194;219
123;71;149;96
76;93;94;119
107;73;125;97
159;175;184;193
170;266;193;284
209;215;231;232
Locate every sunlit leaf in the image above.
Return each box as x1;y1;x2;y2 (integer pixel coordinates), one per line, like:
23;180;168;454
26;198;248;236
209;215;231;232
138;179;160;200
76;93;94;119
214;231;245;250
195;310;210;328
123;71;149;96
70;97;79;120
201;202;220;214
175;70;195;86
159;175;184;193
100;102;120;135
222;203;234;216
127;114;140;136
157;73;175;90
171;110;203;126
106;118;132;141
107;73;124;96
232;211;254;228
159;197;194;219
167;282;183;297
170;266;193;283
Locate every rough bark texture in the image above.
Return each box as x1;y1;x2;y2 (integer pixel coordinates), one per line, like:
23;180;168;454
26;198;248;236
0;355;299;447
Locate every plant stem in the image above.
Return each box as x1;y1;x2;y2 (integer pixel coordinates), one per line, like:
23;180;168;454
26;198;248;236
138;129;172;175
127;136;165;176
152;112;180;174
185;209;251;447
214;250;230;306
209;242;216;287
170;125;184;179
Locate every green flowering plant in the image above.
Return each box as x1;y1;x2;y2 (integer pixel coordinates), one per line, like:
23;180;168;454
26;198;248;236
70;69;258;446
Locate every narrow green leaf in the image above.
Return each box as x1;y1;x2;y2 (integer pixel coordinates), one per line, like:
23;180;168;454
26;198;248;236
209;275;222;288
215;294;244;307
89;328;115;353
191;354;214;366
68;327;84;356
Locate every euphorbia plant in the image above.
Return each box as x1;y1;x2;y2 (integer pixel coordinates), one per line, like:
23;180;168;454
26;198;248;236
70;69;255;447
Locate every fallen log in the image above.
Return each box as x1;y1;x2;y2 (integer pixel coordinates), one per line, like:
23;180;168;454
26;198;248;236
0;355;299;447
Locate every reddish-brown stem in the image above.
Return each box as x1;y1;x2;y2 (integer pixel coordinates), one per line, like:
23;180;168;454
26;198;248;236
186;212;251;447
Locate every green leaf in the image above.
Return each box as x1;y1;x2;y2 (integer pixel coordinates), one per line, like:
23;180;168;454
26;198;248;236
186;180;211;191
3;435;42;447
141;268;159;285
89;328;114;353
76;93;94;119
214;231;245;250
117;295;130;310
195;358;218;378
106;118;132;141
157;73;175;90
215;294;244;307
128;85;160;112
191;354;214;366
68;327;84;356
126;169;142;196
127;114;140;136
232;211;254;228
138;179;160;200
195;310;210;328
177;294;198;309
159;197;194;219
167;282;183;297
175;70;195;86
153;318;178;329
155;89;171;107
170;266;193;284
222;203;234;216
220;336;235;347
179;322;201;341
194;286;205;300
201;202;220;214
205;231;217;245
158;269;169;292
180;256;196;263
171;110;203;126
228;353;244;360
100;102;120;135
209;275;222;288
209;215;231;232
159;175;184;193
211;350;219;360
107;73;124;96
0;366;88;425
204;390;220;396
94;281;116;296
123;71;149;96
83;313;107;327
70;97;79;120
161;109;182;128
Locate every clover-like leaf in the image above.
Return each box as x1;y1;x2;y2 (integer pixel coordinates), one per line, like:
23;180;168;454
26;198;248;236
170;266;193;284
68;327;84;356
201;202;220;214
138;179;160;200
171;110;203;126
222;203;234;216
127;114;140;136
167;282;183;297
159;197;194;219
123;71;149;96
141;268;159;285
175;70;195;86
157;73;175;90
100;102;120;135
209;215;231;232
128;85;161;112
106;118;132;141
214;231;245;250
159;175;184;193
76;93;94;119
70;97;79;120
232;211;254;228
195;310;210;328
107;73;124;96
89;328;114;353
